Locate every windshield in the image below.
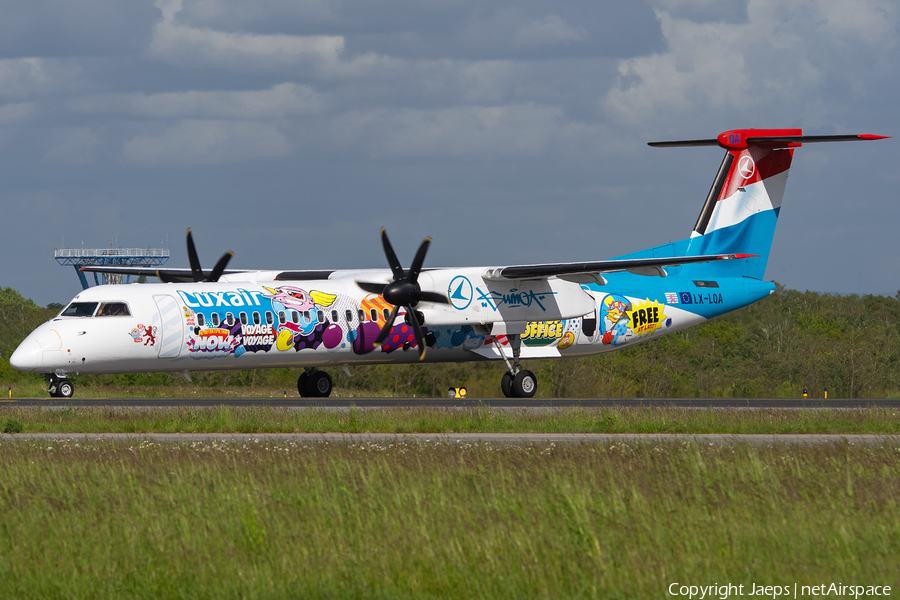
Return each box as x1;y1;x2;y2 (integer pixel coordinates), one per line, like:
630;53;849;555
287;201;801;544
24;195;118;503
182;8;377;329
60;302;98;317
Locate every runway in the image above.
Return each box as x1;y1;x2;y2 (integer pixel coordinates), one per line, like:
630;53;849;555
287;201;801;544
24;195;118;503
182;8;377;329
1;432;898;446
3;397;900;408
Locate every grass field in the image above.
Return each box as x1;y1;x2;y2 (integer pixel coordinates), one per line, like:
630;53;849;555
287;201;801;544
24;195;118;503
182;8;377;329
0;439;896;599
2;405;900;434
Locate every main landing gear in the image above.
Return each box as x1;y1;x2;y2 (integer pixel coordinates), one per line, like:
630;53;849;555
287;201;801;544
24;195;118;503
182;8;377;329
495;334;537;398
47;375;75;398
297;368;333;398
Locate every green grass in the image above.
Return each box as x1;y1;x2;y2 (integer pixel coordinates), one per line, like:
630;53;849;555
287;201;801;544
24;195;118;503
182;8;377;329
0;405;899;434
0;440;896;598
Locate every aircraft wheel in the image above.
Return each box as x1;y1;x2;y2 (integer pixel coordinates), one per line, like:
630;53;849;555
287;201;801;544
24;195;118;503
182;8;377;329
501;372;513;398
57;380;75;399
297;372;310;397
511;370;537;398
307;371;333;398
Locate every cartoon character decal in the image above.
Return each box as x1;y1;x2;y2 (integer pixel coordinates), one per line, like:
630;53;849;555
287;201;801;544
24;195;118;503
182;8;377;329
599;294;671;346
129;324;157;346
175;286;508;360
600;294;632;346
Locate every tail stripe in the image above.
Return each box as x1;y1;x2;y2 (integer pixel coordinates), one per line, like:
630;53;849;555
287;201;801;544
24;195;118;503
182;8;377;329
693;153;733;237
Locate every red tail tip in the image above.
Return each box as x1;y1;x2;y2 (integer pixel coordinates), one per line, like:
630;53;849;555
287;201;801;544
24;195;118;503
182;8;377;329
858;134;890;140
729;254;759;259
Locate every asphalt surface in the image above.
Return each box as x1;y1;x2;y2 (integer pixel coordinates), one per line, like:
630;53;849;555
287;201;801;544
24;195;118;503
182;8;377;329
3;397;900;408
1;432;897;446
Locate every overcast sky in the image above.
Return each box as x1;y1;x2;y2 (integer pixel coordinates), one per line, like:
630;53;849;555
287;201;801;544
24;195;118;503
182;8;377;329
1;0;897;306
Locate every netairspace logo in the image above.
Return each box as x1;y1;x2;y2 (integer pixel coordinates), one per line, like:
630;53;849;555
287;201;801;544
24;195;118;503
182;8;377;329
668;582;892;600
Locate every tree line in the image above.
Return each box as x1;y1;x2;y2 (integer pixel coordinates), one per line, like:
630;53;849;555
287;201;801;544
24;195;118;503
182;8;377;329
1;285;898;398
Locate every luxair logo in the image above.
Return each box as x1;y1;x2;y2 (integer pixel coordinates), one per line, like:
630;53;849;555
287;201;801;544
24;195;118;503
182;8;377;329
627;299;666;336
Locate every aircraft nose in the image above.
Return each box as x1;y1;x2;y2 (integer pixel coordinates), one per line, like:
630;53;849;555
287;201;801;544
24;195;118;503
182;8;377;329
9;339;41;372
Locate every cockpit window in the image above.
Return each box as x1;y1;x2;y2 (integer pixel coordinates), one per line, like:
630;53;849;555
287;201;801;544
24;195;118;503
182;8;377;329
95;302;131;317
61;302;98;317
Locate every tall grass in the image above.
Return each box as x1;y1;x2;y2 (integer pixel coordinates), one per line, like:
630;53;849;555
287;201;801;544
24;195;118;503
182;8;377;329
0;440;896;598
1;405;899;434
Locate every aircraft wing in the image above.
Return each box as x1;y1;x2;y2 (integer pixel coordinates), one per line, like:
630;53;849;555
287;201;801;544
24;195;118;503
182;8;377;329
79;265;248;281
482;253;754;281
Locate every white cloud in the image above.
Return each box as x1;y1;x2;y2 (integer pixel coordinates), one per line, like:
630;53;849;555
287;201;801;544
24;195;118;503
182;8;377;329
604;0;899;130
513;15;587;46
150;0;345;68
73;83;324;120
122;119;292;165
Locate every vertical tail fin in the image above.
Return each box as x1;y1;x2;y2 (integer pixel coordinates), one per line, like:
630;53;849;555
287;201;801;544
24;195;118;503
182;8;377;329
647;129;887;280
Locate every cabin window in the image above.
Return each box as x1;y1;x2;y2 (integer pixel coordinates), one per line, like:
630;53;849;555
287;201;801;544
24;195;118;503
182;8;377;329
358;309;365;321
95;302;131;317
317;311;325;323
383;308;391;321
291;311;299;324
61;302;98;317
211;313;220;327
370;308;378;322
225;313;234;326
239;312;247;325
345;309;353;323
197;313;205;327
331;310;339;323
278;311;286;325
265;312;273;325
252;312;260;325
303;311;311;323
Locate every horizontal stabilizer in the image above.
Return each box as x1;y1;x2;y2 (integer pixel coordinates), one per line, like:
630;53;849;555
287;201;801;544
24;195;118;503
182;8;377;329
650;129;889;151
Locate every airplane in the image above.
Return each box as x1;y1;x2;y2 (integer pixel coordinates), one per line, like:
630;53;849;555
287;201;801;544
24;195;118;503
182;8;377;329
10;128;887;399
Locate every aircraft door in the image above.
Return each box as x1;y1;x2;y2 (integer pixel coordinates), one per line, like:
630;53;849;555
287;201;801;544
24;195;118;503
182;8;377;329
577;292;598;345
153;295;184;358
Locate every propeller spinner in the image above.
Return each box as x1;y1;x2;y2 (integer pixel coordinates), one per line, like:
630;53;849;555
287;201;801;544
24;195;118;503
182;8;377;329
157;228;234;283
356;228;449;360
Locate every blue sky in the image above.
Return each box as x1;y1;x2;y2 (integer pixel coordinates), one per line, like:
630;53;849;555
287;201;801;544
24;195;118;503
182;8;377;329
1;0;897;306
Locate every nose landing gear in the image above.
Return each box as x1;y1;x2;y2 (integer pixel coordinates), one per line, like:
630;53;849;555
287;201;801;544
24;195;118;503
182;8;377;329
494;334;537;398
47;375;75;398
298;368;333;398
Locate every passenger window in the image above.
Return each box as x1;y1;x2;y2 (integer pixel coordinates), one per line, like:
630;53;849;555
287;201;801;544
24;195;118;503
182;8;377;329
212;313;221;327
370;308;378;322
358;309;365;321
253;312;260;325
226;313;234;326
317;311;325;323
239;312;247;325
96;302;131;317
266;312;274;325
198;313;205;327
383;308;391;321
61;302;99;317
278;311;286;325
345;309;353;323
303;311;311;323
291;311;299;324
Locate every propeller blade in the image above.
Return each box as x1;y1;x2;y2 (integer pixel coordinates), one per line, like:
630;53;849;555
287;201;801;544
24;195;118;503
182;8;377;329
413;290;450;305
373;304;400;347
207;251;234;282
186;228;203;283
156;270;183;284
356;280;388;295
407;237;431;284
380;228;405;281
405;307;427;361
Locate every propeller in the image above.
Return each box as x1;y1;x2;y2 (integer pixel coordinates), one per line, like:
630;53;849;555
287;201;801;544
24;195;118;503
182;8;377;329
356;228;450;360
157;228;234;283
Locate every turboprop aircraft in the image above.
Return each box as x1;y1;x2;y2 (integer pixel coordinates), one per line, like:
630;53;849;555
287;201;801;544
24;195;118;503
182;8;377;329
10;128;887;399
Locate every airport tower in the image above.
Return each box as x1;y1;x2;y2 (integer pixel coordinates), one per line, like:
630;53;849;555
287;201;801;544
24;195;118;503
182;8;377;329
55;246;170;289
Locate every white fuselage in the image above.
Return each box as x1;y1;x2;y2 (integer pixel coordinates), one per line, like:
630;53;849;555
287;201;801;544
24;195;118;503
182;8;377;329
10;266;714;376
